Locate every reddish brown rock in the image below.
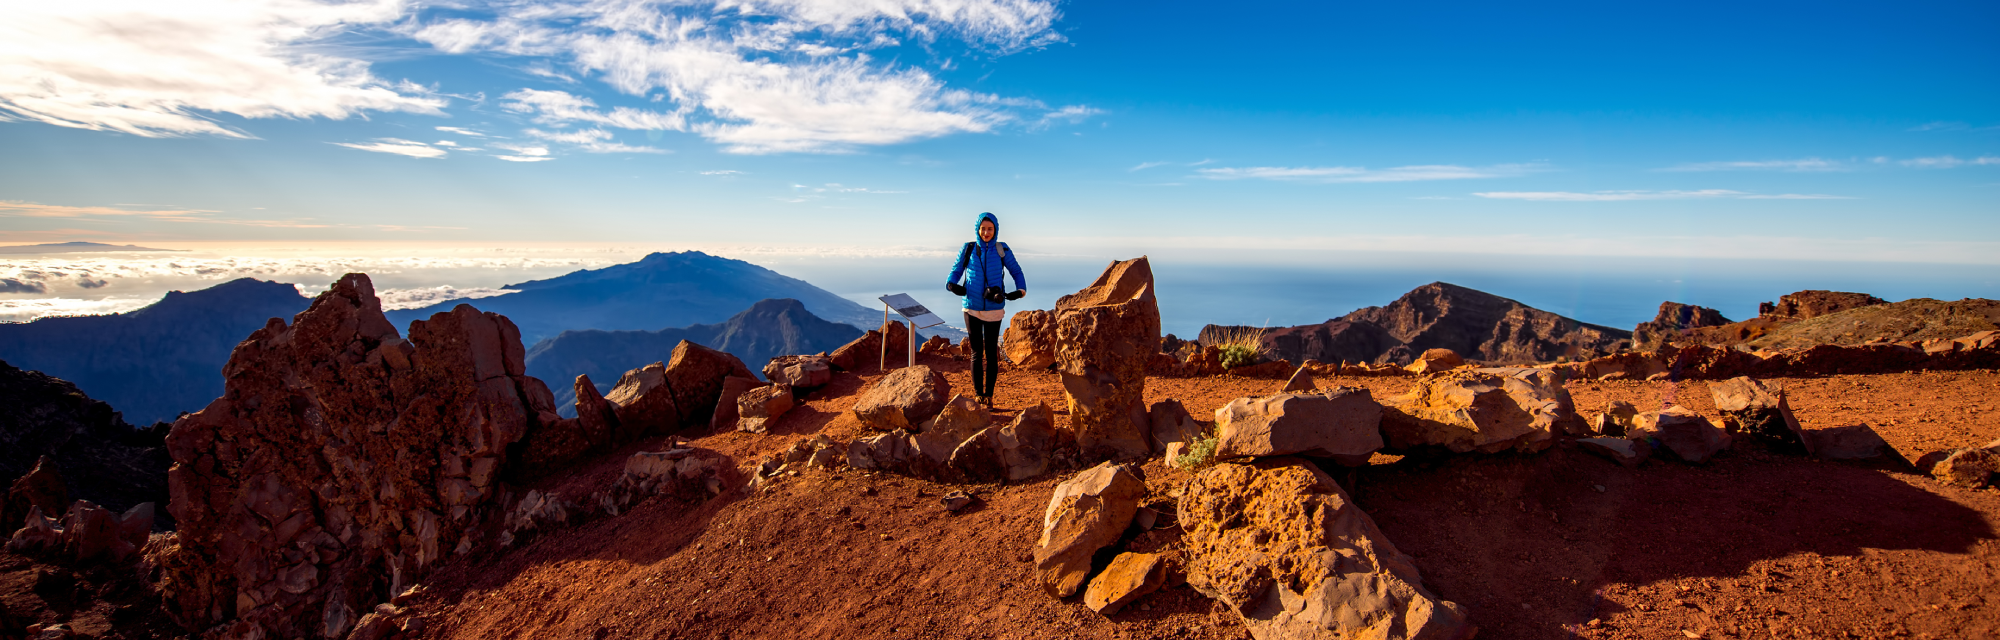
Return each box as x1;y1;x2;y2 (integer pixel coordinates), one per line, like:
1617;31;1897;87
1213;388;1384;466
1578;436;1650;468
1147;399;1205;454
763;355;832;389
1004;309;1058;370
1633;301;1733;349
829;321;914;372
1278;365;1316;392
1083;551;1168;615
605;342;756;436
1630;406;1731;464
1765;290;1887;320
6;499;152;564
1591;400;1639;437
735;383;795;433
1055;258;1160;462
1381;368;1577;454
1934;448;1998;488
1404;348;1464;374
851;365;952;432
1035;462;1147;598
1180;458;1473;640
953;402;1061;482
918;334;956;358
605;362;678;436
909;394;990;476
1709;377;1806;451
4;455;68;532
708;375;762;432
159;275;560;639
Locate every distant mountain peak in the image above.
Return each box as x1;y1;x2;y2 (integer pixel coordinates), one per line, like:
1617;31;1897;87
0;241;181;254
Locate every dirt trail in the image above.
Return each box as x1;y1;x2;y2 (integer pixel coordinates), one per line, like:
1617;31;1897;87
365;363;2000;639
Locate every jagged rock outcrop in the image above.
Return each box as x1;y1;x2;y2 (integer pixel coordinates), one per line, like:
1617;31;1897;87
1633;301;1732;349
1590;400;1638;437
0;278;310;426
1252;320;1399;368
952;402;1061;482
1342;282;1630;364
850;365;951;432
160;274;565;638
0;360;170;528
1709;377;1805;451
1003;309;1058;370
1180;458;1473;640
708;375;762;432
1747;298;2000;349
1034;462;1146;598
1630;406;1730;464
1381;368;1579;454
1556;330;2000;381
1054;258;1161;462
1764;290;1887;320
1213;389;1383;465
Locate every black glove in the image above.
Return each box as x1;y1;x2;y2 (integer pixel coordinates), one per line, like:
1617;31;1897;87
947;282;966;296
1005;290;1025;300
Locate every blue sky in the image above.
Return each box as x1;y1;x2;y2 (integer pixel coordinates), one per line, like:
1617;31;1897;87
1;0;1997;264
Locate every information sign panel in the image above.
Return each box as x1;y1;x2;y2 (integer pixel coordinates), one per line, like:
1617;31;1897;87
878;293;946;329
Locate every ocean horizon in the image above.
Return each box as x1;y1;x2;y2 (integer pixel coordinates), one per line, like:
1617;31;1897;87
2;244;1994;339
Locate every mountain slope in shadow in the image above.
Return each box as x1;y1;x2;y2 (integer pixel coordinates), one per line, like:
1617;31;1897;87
525;298;863;412
0;278;310;425
387;251;886;344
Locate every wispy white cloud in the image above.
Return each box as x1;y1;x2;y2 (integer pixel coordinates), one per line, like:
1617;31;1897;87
502;89;686;130
700;170;744;175
1910;121;1968;132
374;285;514;310
524;127;667;153
1034;105;1103;129
1473;189;1854;201
1901;155;2000;168
435;126;491;137
1129;161;1172;172
1198;163;1543;183
0;0;446;137
490;142;552;161
331;138;448;159
1657;158;1841;172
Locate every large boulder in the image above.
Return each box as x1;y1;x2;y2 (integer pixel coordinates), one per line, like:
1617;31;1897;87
735;383;795;433
1084;551;1168;615
954;402;1061;482
1004;309;1058;370
708;375;762;432
1213;388;1383;466
1934;448;1998;489
1708;377;1806;452
1380;368;1577;454
1034;462;1147;598
158;275;562;638
1590;400;1639;437
850;365;952;432
3;455;68;532
829;321;914;372
513;374;625;479
1147;399;1206;454
1629;406;1731;464
909;395;990;475
605;362;678;437
1404;348;1464;374
6;499;153;565
1633;301;1732;349
1180;458;1474;640
661;341;760;428
763;355;832;389
1054;257;1161;462
1801;423;1904;465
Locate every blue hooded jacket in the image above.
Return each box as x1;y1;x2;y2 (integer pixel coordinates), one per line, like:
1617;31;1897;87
946;212;1026;312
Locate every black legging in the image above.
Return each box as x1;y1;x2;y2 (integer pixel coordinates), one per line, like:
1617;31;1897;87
966;313;1002;397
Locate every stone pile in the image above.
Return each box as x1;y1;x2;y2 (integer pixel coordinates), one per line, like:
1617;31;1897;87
1033;462;1149;599
1053;257;1161;461
763;354;832;390
1553;329;2000;381
734;383;795;433
7;500;154;564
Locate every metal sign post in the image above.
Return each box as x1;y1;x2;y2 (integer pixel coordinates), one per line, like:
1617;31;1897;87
878;293;947;370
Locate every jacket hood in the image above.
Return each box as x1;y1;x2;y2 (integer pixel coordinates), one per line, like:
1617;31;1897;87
974;212;999;243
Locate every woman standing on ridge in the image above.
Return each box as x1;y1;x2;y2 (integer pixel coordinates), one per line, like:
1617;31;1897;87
946;212;1026;408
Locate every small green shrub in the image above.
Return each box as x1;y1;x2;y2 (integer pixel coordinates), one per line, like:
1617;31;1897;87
1172;436;1219;472
1211;325;1268;369
1218;344;1259;369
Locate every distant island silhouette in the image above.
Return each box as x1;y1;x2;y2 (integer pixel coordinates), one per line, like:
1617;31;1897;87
0;241;181;254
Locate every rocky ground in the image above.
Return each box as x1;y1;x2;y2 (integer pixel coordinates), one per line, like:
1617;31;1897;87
337;359;2000;640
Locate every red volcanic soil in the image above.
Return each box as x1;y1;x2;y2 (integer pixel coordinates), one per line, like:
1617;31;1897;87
388;359;2000;640
7;360;1996;639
